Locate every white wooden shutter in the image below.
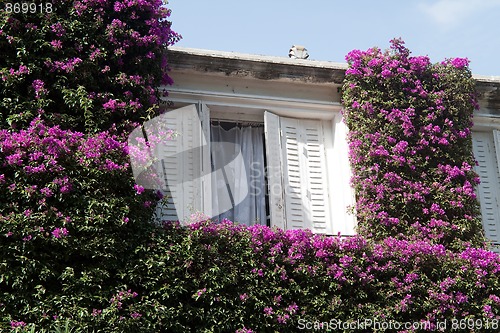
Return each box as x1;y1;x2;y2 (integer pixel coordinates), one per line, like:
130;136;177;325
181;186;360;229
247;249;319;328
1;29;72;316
280;118;310;230
154;104;210;223
155;109;181;221
265;112;333;234
472;131;500;246
198;103;212;217
264;111;285;229
326;113;357;235
299;120;332;233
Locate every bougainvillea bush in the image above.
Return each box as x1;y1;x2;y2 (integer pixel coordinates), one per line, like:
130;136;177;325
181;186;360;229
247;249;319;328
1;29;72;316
0;117;160;331
0;0;180;132
1;0;177;330
342;39;485;251
4;220;500;332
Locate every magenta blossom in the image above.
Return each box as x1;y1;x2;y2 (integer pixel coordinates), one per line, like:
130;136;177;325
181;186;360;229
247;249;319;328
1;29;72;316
52;227;69;239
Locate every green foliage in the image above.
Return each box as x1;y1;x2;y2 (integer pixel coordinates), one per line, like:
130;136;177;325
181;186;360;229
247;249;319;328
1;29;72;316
1;0;177;331
0;0;179;132
5;220;500;332
342;39;485;250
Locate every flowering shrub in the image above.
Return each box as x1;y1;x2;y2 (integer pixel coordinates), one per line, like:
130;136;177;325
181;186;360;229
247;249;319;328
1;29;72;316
0;117;159;331
5;220;500;332
0;0;180;132
1;0;178;331
342;39;485;250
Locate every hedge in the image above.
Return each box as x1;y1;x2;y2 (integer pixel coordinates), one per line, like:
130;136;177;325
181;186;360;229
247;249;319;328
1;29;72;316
3;219;500;332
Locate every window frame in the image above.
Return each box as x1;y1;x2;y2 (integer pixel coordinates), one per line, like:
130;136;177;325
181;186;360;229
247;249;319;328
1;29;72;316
159;92;356;235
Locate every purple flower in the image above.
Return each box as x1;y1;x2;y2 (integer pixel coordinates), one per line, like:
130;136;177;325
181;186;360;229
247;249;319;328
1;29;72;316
404;273;419;283
484;305;494;318
339;255;353;267
196;288;206;297
263;307;274;316
236;328;254;333
450;57;469;69
92;309;102;316
50;40;63;50
455;292;468;304
32;79;46;98
49;58;82;73
10;321;26;328
40;187;54;198
6;153;23;165
90;48;102;61
277;314;290;324
114;2;126;12
392;140;408;154
286;302;299;314
381;69;393;78
52;227;69;239
50;22;66;37
438;137;449;146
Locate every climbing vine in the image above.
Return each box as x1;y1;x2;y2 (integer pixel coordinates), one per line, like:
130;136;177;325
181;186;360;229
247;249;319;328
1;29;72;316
342;38;484;251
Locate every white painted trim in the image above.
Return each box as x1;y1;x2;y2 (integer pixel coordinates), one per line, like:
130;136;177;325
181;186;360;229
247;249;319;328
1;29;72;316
330;112;357;235
165;89;341;108
163;91;341;120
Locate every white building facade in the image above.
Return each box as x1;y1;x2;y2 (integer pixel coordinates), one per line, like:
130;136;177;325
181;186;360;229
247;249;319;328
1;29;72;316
157;47;500;249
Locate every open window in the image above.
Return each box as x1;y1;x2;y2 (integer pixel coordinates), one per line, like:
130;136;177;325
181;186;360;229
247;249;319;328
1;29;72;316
155;104;356;235
210;120;267;226
472;129;500;248
264;111;355;235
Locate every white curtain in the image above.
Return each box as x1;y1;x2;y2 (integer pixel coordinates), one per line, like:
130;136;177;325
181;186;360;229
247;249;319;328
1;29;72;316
210;124;267;226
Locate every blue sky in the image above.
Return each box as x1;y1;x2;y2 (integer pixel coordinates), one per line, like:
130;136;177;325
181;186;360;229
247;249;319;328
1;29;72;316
168;0;500;77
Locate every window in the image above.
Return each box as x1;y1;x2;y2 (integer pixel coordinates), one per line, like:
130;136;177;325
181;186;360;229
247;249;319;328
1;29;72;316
472;129;500;248
154;103;356;235
210;120;267;226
